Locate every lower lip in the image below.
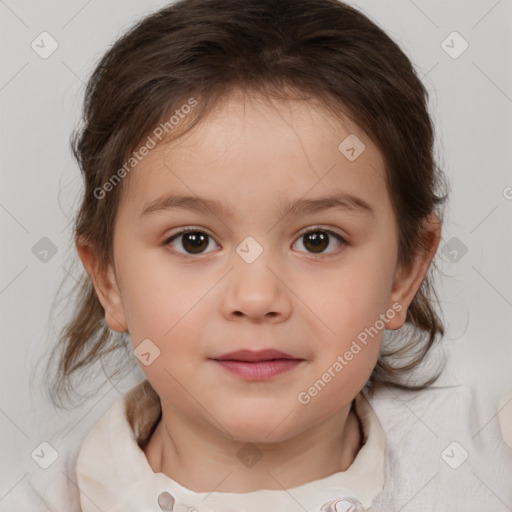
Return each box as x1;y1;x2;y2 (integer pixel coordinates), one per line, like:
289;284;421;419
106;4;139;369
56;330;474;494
212;359;302;380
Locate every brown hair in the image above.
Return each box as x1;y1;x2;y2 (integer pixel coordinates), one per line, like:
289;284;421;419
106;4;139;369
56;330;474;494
44;0;448;407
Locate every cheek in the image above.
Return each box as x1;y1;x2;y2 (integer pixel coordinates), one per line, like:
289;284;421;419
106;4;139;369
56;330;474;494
304;252;394;335
116;246;207;340
296;249;393;392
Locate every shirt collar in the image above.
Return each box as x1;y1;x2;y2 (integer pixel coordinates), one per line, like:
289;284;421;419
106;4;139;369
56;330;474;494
76;380;386;512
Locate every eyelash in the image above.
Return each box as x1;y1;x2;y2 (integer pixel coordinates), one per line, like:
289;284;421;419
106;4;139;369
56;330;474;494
162;226;347;258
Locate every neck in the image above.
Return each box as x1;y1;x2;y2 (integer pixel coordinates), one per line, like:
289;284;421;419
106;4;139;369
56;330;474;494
143;401;362;493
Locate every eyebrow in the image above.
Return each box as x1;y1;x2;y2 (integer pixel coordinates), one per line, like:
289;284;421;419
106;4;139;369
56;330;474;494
140;192;375;219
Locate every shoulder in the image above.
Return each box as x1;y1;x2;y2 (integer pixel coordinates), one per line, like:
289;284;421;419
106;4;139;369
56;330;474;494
4;409;96;512
5;382;143;512
74;379;161;512
365;355;512;511
499;389;512;450
1;440;82;512
77;378;160;471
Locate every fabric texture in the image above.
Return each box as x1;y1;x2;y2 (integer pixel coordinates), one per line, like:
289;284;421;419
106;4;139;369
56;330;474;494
9;359;512;512
74;381;386;512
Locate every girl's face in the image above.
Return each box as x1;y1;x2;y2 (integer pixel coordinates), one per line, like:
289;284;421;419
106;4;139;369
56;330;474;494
82;90;438;442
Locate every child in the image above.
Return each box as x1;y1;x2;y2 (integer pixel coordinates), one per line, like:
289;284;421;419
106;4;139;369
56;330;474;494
20;0;512;510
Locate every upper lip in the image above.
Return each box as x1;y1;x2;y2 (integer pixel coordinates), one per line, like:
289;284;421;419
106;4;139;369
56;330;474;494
210;349;300;362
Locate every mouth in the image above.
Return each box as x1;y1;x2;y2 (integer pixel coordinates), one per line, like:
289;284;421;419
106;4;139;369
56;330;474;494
209;349;304;380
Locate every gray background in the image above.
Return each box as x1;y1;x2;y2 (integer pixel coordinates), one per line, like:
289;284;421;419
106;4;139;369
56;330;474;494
1;0;511;504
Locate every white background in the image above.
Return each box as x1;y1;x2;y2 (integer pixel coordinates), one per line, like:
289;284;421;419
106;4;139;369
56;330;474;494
1;0;511;505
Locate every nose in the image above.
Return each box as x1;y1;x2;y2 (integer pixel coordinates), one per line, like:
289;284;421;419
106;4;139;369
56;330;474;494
221;245;292;323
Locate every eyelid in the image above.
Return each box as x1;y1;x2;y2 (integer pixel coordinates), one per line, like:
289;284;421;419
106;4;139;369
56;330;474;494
165;225;214;238
163;226;218;246
163;227;220;258
292;226;347;256
296;225;347;241
163;225;348;257
163;225;347;244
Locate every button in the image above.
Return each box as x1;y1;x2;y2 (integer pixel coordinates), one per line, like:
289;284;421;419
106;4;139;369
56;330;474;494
157;491;175;511
320;495;364;512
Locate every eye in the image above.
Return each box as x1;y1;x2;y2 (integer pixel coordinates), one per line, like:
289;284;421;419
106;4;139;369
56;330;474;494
292;227;346;255
164;228;220;256
163;226;346;257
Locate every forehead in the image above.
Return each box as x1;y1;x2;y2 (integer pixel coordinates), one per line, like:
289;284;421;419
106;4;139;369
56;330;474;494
118;91;390;219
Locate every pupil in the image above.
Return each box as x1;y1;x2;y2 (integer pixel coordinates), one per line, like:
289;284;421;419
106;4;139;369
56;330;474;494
183;232;207;253
305;231;328;253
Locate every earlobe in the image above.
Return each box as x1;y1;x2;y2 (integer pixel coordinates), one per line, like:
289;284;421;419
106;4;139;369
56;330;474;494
76;237;128;333
385;214;442;331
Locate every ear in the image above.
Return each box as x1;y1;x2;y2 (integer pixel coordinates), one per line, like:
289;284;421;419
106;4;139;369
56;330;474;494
385;214;441;330
76;237;128;333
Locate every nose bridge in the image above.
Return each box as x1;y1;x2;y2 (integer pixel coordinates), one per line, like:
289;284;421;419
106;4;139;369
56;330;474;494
233;234;280;292
235;234;270;266
222;234;291;320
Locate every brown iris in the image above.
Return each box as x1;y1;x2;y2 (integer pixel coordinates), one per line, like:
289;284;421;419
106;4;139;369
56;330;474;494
181;231;209;254
302;231;329;253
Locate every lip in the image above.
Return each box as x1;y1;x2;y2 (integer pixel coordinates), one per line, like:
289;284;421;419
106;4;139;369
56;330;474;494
209;349;304;380
211;349;298;362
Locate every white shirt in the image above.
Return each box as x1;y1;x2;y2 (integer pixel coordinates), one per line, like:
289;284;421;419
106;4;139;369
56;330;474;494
8;360;512;512
74;382;385;512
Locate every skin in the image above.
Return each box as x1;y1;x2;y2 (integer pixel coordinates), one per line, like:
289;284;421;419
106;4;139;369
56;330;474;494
78;89;441;492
